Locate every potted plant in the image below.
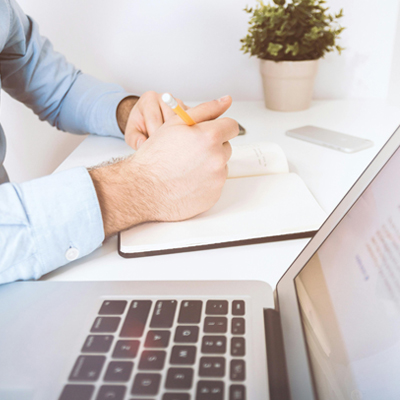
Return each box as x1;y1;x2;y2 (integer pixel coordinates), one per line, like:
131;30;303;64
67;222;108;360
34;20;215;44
240;0;344;111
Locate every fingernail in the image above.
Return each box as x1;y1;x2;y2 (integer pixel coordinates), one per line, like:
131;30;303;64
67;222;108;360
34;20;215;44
218;95;230;102
137;138;144;149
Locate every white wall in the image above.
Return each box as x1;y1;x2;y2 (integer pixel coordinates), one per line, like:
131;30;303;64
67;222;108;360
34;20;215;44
316;0;399;100
2;0;400;182
389;1;400;105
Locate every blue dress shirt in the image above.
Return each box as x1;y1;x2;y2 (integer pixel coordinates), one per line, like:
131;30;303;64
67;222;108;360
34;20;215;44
0;0;131;283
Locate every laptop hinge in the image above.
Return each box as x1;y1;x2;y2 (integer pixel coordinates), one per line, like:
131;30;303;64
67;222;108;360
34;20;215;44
264;308;291;400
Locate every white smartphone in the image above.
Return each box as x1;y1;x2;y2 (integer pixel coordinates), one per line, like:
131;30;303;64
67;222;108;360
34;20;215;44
286;125;374;153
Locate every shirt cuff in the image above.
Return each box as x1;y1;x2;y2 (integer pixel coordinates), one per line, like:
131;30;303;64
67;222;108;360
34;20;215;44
91;91;135;140
57;72;137;139
9;167;104;280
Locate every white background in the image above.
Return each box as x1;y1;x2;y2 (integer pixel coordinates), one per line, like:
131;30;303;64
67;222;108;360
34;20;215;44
2;0;400;182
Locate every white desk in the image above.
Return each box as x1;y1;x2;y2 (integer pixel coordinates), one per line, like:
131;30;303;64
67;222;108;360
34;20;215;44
42;100;400;289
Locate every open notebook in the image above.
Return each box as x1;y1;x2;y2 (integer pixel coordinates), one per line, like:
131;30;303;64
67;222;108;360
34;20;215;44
119;142;327;257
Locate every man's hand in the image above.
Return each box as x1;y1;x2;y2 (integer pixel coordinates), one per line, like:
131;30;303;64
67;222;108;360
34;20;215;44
90;95;238;237
117;91;188;150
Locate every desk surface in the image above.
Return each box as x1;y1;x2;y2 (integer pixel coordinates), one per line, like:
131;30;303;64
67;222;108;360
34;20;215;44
42;100;400;289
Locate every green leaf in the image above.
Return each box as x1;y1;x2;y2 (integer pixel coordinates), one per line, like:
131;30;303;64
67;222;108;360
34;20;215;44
285;41;299;56
267;42;284;56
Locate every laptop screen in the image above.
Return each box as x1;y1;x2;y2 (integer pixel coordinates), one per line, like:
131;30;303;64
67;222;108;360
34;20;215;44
295;145;400;399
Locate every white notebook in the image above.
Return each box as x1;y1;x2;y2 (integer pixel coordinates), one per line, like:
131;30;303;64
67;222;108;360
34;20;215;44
119;142;327;257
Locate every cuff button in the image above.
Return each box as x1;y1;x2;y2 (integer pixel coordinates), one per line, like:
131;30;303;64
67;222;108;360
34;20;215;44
65;247;80;261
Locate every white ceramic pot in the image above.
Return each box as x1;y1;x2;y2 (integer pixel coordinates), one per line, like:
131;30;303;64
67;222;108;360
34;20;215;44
259;59;319;112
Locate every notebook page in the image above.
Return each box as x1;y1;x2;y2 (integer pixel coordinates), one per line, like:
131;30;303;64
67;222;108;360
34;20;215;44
120;173;326;253
228;142;289;178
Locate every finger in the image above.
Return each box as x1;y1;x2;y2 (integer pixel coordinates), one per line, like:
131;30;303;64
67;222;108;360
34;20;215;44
159;98;176;120
125;132;147;150
222;141;233;162
176;98;190;111
185;95;232;124
124;106;149;150
200;117;239;143
143;102;164;136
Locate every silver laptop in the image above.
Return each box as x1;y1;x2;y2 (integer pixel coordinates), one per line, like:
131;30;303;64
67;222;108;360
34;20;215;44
1;126;400;400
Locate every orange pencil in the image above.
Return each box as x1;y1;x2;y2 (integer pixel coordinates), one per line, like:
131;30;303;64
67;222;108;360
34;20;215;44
162;93;196;126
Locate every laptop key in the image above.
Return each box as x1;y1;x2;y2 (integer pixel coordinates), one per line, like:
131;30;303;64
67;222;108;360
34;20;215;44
230;359;246;381
231;318;245;335
139;350;166;370
120;300;152;338
232;301;245;316
69;355;105;381
165;367;194;389
150;300;177;328
203;317;227;333
99;300;127;315
59;384;94;400
230;384;246;400
170;345;196;365
162;394;190;400
196;380;224;400
205;300;228;315
104;361;134;382
201;336;226;354
145;330;170;348
91;317;120;333
131;373;161;395
81;335;113;353
174;326;199;343
112;340;140;358
231;337;245;356
178;301;202;323
199;357;225;377
96;385;126;400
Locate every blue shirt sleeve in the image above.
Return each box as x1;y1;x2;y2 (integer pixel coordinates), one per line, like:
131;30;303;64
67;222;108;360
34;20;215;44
0;167;105;284
0;0;131;138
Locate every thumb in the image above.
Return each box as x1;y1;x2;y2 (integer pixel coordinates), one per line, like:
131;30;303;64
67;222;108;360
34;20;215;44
187;95;232;124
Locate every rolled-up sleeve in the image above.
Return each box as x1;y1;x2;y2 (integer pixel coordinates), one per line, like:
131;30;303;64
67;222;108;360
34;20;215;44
0;167;104;284
0;0;131;139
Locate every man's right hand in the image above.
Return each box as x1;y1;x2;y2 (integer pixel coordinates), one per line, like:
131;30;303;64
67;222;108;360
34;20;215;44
89;95;239;238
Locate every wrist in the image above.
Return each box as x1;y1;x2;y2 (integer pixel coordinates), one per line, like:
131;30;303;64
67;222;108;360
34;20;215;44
89;158;149;237
116;96;140;134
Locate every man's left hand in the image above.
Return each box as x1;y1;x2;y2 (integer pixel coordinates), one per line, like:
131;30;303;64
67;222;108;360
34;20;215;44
117;91;188;150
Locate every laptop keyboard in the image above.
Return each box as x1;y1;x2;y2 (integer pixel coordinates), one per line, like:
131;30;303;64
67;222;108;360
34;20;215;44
59;299;247;400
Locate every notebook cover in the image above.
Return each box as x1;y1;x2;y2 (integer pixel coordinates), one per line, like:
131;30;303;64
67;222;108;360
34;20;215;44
118;230;316;258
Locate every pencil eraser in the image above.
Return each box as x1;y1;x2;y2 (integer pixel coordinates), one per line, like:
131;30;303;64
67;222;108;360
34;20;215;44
162;93;178;108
